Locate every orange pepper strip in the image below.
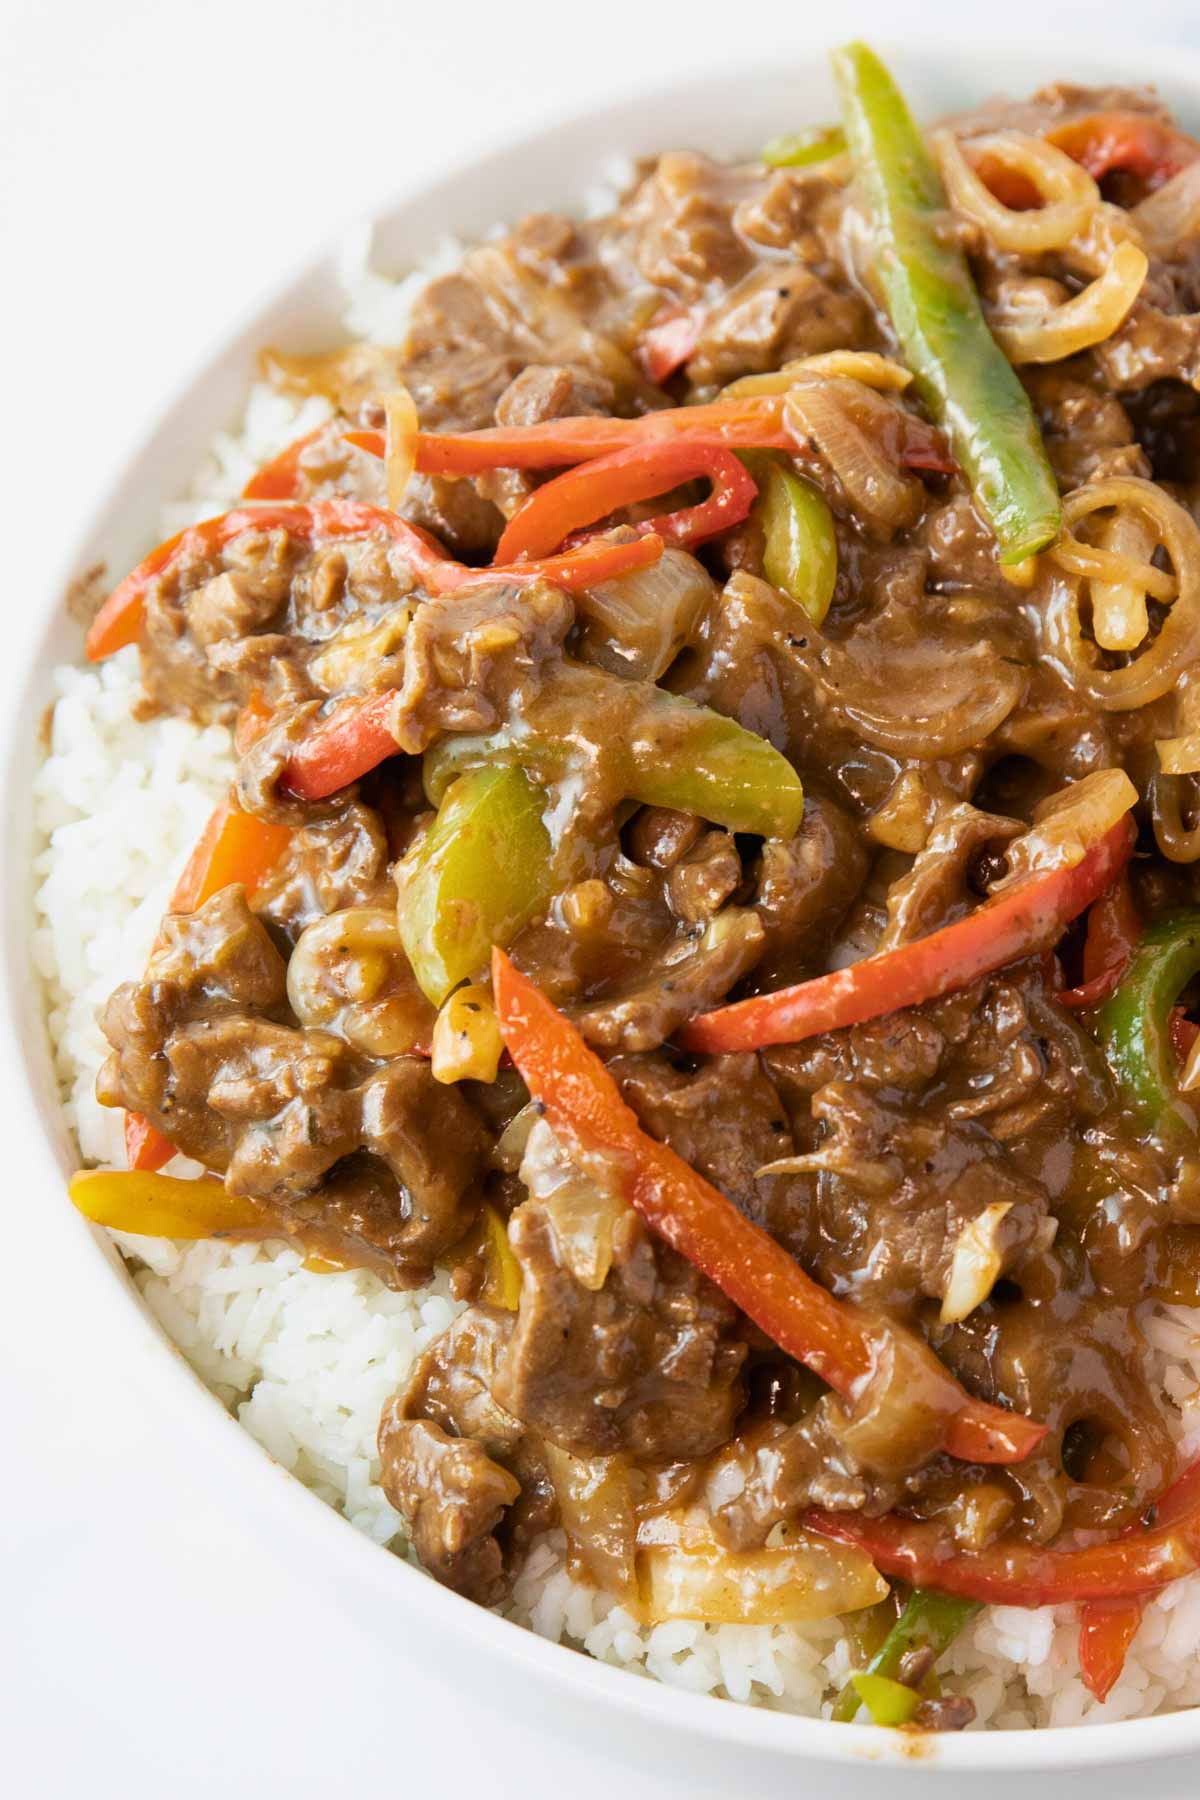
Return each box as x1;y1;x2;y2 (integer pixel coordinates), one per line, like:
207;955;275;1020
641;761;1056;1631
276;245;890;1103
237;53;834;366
241;426;327;500
1078;1458;1200;1700
125;798;291;1170
637;303;704;385
494;440;757;564
87;500;662;664
1057;872;1141;1010
678;815;1136;1054
1048;111;1200;190
492;949;1046;1468
804;1476;1200;1608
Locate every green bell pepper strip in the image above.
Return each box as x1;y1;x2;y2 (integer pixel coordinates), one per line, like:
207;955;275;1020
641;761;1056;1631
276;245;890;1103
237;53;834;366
762;125;847;169
397;765;555;1005
833;1588;980;1723
831;42;1061;564
424;671;804;842
752;460;838;624
847;1673;921;1728
1097;910;1200;1120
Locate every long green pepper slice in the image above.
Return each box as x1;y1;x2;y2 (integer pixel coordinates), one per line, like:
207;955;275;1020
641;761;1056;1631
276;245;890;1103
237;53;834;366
833;1588;980;1724
1098;910;1200;1120
831;42;1061;563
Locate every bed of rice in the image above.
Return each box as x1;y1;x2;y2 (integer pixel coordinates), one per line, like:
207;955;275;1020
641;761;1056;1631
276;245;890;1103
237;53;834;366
30;210;1200;1731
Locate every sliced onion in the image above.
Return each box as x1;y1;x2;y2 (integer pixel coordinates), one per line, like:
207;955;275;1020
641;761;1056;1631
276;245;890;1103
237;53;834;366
518;1118;627;1290
383;385;419;511
941;1202;1015;1324
1088;510;1163;650
992;236;1148;364
544;1443;637;1599
784;379;921;532
1133;161;1200;251
634;1511;886;1625
1158;732;1200;776
1000;768;1139;882
724;351;911;397
1045;478;1200;711
574;547;715;682
933;128;1097;254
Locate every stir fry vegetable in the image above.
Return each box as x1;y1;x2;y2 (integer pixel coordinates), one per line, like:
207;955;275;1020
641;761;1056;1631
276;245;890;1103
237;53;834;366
680;812;1136;1053
751;459;838;623
421;670;806;841
805;1473;1200;1606
848;1673;921;1728
831;42;1061;562
494;441;757;562
762;124;847;168
70;1168;266;1239
399;768;555;1005
441;1202;523;1309
85;501;663;662
1098;911;1200;1118
241;425;327;500
636;304;703;385
1048;111;1200;190
1079;1458;1200;1700
125;798;291;1170
493;949;1047;1466
833;1589;980;1722
1057;872;1140;1010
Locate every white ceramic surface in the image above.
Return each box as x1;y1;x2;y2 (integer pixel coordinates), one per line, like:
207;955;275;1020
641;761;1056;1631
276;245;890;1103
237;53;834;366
8;36;1200;1785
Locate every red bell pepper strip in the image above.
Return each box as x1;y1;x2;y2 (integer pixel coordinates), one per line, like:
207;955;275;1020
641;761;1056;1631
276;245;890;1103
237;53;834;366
86;501;662;663
492;948;1047;1467
283;692;399;802
1057;872;1141;1010
1049;111;1200;191
804;1482;1200;1607
1079;1457;1200;1700
637;303;704;385
678;815;1136;1054
494;441;757;563
125;798;291;1170
241;426;327;500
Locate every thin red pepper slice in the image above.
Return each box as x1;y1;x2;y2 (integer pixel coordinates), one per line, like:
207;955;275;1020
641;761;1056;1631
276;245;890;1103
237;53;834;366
1078;1458;1200;1700
492;948;1046;1467
283;693;399;802
679;815;1136;1054
637;303;704;385
805;1478;1200;1608
125;799;291;1169
494;441;757;563
1057;871;1141;1010
1049;111;1200;190
86;501;662;663
241;426;327;500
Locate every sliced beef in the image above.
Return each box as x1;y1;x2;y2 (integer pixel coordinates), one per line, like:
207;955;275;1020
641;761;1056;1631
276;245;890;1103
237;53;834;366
378;1415;519;1604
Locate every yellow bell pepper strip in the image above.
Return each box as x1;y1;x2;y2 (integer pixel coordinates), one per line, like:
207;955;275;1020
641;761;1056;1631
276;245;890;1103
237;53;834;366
1097;911;1200;1120
494;441;757;563
398;768;555;1006
803;1477;1200;1606
69;1168;269;1240
422;674;805;843
85;500;662;663
124;797;291;1172
679;814;1135;1054
847;1673;921;1728
752;460;838;624
492;948;1048;1467
833;1588;980;1722
831;42;1061;563
440;1203;522;1309
1079;1457;1200;1701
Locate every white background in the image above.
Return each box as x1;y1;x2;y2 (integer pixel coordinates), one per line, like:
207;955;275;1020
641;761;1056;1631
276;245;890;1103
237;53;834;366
5;3;1200;1796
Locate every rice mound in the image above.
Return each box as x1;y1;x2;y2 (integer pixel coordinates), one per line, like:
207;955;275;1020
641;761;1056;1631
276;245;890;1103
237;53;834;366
31;216;1200;1732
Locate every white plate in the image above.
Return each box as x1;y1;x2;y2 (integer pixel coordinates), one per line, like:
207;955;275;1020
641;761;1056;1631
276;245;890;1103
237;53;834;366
8;34;1200;1784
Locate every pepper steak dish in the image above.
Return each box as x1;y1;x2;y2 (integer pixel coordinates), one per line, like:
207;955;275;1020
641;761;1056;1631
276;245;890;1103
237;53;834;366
55;43;1200;1730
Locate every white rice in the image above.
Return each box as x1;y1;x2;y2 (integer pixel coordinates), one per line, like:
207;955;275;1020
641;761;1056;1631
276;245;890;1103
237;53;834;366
31;212;1200;1731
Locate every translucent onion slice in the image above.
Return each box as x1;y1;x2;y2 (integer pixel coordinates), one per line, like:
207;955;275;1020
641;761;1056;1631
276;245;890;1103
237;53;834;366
932;128;1097;254
544;1443;638;1599
941;1202;1015;1323
1089;510;1160;650
634;1522;887;1625
1046;478;1200;710
1157;733;1200;776
724;351;911;398
1133;161;1200;251
383;385;419;510
992;237;1148;364
784;380;921;531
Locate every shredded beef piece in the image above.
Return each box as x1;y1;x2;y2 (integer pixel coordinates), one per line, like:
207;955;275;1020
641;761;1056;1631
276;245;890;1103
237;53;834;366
378;1416;519;1605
